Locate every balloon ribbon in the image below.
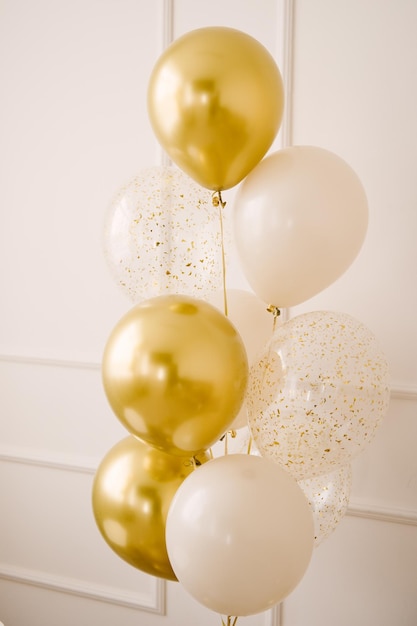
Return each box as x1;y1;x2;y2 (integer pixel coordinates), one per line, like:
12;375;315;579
221;617;238;626
212;191;228;317
266;304;281;332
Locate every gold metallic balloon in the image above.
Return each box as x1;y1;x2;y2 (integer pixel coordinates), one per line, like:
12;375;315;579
102;295;248;456
147;26;284;191
92;435;209;581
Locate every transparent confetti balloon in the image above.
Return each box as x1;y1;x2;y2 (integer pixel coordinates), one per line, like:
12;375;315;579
299;464;352;546
104;166;225;302
247;311;390;481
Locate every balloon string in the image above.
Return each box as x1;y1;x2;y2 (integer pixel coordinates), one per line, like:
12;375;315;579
213;191;228;317
219;429;236;456
267;304;281;332
221;616;239;626
242;308;280;460
246;435;252;456
256;305;281;423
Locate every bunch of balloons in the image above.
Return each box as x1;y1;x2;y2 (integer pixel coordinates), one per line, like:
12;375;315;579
92;26;390;621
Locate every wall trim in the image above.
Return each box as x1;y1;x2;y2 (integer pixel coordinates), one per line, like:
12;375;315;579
161;0;174;49
0;563;166;614
264;603;283;626
347;502;417;527
0;353;416;402
0;352;100;371
155;0;174;167
390;383;417;401
275;0;294;151
0;445;98;475
1;447;416;529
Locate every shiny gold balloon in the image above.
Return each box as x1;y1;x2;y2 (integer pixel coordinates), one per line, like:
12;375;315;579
102;295;248;456
92;435;209;581
147;27;284;191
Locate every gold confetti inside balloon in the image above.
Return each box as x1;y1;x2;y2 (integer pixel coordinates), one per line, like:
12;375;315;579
103;166;226;303
102;294;248;456
92;435;209;580
148;27;284;191
247;311;390;480
299;464;352;546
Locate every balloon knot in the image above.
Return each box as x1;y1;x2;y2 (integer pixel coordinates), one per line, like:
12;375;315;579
266;304;281;318
212;190;226;208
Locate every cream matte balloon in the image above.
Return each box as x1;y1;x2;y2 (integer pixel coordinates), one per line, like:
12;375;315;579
208;289;275;428
233;146;369;307
247;311;390;480
102;295;248;456
148;27;284;191
166;454;314;616
208;289;274;361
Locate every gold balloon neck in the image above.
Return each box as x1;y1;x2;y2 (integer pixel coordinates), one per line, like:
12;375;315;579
212;190;227;208
267;304;281;333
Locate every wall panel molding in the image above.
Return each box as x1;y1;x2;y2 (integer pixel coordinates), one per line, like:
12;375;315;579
264;603;283;626
0;352;100;371
1;352;416;401
0;444;98;475
155;0;174;167
275;0;294;150
347;502;417;527
161;0;174;49
390;383;417;401
0;563;165;614
1;446;416;528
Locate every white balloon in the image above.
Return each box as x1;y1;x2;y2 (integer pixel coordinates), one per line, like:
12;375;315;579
233;146;368;307
247;310;390;480
104;166;225;302
166;454;314;616
299;464;352;546
208;289;275;428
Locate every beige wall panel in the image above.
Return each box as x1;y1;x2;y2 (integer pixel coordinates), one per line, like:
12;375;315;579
350;395;417;515
0;360;125;461
173;0;280;51
0;0;161;363
284;515;417;626
290;0;417;388
0;460;163;616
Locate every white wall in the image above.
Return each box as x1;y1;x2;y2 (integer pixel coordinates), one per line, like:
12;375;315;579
0;1;416;625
